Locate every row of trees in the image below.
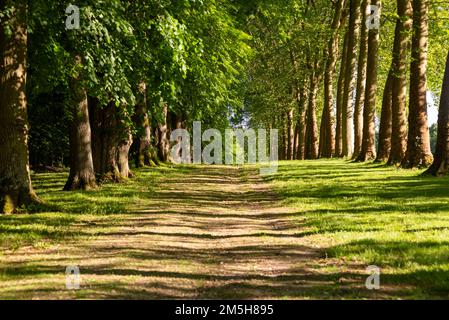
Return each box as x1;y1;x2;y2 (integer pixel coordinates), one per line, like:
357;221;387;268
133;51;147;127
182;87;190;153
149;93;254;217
0;0;251;213
2;0;449;214
243;0;449;174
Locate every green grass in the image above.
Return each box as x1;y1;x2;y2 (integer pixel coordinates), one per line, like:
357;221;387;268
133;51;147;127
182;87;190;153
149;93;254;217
3;160;449;299
265;159;449;299
0;166;185;251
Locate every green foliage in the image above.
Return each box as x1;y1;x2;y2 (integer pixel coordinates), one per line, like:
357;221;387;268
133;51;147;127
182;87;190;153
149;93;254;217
241;0;449;131
240;0;333;129
18;0;252;166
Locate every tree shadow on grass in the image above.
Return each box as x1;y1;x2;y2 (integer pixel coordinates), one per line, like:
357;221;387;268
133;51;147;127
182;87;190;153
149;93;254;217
5;163;447;299
325;238;449;298
274;161;449;214
0;241;399;299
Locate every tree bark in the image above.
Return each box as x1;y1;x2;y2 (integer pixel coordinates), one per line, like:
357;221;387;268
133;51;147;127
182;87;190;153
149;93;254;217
0;1;40;212
388;0;413;165
319;0;346;158
293;121;300;160
172;112;185;160
376;70;394;162
157;104;170;162
90;101;122;182
402;0;433;168
287;108;294;160
152;124;160;160
425;51;449;176
336;31;349;157
296;84;308;160
353;0;368;159
305;64;321;160
342;0;361;158
357;0;381;161
281;113;288;160
117;130;133;178
91;100;135;181
133;82;152;167
64;71;97;190
318;106;330;158
290;51;307;160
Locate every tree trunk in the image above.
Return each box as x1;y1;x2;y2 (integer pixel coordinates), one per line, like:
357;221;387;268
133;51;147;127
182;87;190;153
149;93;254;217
293;122;300;160
296;84;308;160
90;102;122;182
357;0;381;161
353;0;368;159
305;68;320;160
64;73;97;190
425;51;449;176
117;130;133;178
89;97;102;172
281;113;288;160
100;103;120;181
402;0;433;168
342;0;361;158
0;1;40;212
320;0;346;158
157;104;170;162
172;112;184;160
290;51;307;161
318;106;330;158
287;108;294;160
336;31;349;157
388;0;413;165
151;125;161;165
376;70;394;162
133;82;152;167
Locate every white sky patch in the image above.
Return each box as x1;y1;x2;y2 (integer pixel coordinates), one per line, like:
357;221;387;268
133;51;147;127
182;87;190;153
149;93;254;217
427;91;439;126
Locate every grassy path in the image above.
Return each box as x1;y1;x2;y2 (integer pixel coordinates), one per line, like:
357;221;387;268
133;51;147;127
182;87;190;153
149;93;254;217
267;160;449;299
0;165;331;299
5;161;444;299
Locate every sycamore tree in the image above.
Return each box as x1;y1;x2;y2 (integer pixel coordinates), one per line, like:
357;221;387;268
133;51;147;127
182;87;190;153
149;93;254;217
242;0;338;160
1;0;251;212
0;0;41;213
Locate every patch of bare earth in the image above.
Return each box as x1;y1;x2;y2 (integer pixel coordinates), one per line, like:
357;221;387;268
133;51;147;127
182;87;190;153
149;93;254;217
0;166;385;299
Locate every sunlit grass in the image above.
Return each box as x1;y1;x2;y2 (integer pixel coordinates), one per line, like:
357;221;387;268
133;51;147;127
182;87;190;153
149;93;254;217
266;159;449;298
0;166;184;251
3;160;449;299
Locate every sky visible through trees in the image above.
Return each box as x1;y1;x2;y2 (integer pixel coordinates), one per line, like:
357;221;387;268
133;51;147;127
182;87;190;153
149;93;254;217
2;0;449;301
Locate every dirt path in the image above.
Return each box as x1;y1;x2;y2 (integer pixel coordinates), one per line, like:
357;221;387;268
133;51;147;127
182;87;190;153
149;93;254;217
0;166;341;299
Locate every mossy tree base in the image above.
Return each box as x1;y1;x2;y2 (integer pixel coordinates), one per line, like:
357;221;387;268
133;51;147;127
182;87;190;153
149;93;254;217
0;188;41;214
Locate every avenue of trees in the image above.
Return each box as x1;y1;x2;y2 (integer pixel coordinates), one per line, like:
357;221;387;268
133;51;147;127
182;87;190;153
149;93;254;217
1;0;251;213
2;0;449;214
243;0;449;170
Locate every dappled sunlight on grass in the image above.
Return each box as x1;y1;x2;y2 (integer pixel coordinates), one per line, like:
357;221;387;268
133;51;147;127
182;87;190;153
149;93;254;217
0;167;173;250
1;165;334;299
3;162;449;299
266;159;449;298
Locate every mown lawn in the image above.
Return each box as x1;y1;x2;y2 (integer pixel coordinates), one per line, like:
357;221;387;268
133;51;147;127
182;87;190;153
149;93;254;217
2;160;449;299
0;165;181;251
265;159;449;299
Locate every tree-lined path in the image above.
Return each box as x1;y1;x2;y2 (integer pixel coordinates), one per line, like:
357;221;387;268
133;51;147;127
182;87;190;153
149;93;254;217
3;0;449;301
0;166;332;299
2;161;449;299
